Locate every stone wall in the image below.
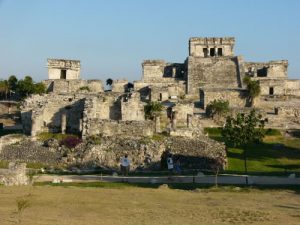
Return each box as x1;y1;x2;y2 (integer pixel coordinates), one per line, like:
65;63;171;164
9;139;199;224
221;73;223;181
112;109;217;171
121;92;145;121
82;119;154;138
172;103;194;126
244;60;288;78
48;59;80;80
285;80;300;96
187;56;242;95
43;79;104;93
142;60;185;83
21;94;86;135
189;37;235;57
202;88;247;109
112;79;128;92
149;83;186;101
257;79;285;96
0;162;29;186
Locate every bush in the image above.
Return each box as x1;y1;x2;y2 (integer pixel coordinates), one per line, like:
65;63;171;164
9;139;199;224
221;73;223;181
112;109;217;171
37;132;78;142
78;86;90;92
204;127;222;136
206;99;229;119
60;136;82;149
264;128;281;136
86;135;102;145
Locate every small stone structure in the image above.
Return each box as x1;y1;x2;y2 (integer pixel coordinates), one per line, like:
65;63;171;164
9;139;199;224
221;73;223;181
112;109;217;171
0;162;29;186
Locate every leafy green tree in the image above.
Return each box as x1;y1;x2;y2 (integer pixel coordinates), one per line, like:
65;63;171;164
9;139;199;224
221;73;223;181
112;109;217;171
206;99;229;120
16;76;35;97
144;101;163;120
243;76;261;107
221;109;265;183
221;109;265;147
8;75;18;92
34;82;46;94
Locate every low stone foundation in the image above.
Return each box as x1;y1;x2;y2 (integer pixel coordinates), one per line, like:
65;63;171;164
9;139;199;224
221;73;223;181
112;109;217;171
0;162;29;186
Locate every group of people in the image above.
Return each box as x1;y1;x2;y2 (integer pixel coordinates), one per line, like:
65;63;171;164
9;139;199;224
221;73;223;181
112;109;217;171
119;153;181;176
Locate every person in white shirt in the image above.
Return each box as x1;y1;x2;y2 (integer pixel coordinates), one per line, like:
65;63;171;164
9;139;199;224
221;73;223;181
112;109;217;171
120;154;130;176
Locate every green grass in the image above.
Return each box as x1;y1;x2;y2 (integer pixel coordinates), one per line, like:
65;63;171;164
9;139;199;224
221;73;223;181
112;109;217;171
37;132;78;141
205;128;300;174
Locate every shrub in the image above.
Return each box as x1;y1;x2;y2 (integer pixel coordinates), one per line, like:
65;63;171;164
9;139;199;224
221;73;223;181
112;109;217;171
264;128;281;136
87;135;102;145
144;101;163;120
204;127;222;136
79;86;90;92
37;132;78;142
206;99;229;119
60;136;82;149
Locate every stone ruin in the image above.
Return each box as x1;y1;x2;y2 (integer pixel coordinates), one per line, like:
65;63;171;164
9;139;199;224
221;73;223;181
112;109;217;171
0;162;29;186
3;36;298;171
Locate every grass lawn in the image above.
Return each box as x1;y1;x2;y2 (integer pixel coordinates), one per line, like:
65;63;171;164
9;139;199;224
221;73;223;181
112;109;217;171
0;184;300;225
205;128;300;174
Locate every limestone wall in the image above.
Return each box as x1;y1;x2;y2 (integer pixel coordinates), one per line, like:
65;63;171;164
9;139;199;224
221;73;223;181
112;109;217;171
83;119;154;138
257;79;285;96
187;56;241;95
0;162;29;186
111;79;128;92
43;80;104;93
48;59;80;80
285;80;300;96
244;60;288;78
21;94;86;136
121;92;145;121
142;60;185;83
203;88;247;108
149;83;186;101
172;103;194;126
189;37;235;57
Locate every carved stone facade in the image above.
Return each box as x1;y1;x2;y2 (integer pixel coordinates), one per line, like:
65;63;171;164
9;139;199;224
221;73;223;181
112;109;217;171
20;37;300;138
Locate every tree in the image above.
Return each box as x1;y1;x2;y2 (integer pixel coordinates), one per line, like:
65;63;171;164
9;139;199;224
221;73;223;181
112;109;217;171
144;101;163;120
34;82;46;94
221;109;265;183
206;99;229;120
126;82;134;92
16;76;36;97
16;76;45;98
0;79;9;99
243;76;261;107
106;78;113;86
8;75;18;92
222;109;265;147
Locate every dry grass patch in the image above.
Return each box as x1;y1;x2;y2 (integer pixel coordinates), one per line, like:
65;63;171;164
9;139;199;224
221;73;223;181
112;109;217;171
0;185;299;225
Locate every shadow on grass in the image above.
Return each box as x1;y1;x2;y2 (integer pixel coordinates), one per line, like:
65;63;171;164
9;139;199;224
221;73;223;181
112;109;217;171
33;181;300;194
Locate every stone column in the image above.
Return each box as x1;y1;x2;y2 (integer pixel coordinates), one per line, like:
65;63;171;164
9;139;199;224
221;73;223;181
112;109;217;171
61;112;67;134
172;111;177;131
207;47;210;57
187;114;192;128
155;116;161;133
214;47;218;57
172;67;176;78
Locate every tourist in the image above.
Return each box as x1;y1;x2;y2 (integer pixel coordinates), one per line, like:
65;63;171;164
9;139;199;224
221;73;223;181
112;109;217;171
174;158;181;174
167;154;174;175
120;154;130;176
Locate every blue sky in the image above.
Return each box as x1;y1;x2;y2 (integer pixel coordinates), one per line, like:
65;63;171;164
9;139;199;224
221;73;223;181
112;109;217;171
0;0;299;81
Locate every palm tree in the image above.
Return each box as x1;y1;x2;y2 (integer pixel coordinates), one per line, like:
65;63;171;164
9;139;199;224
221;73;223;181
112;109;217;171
243;76;261;107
